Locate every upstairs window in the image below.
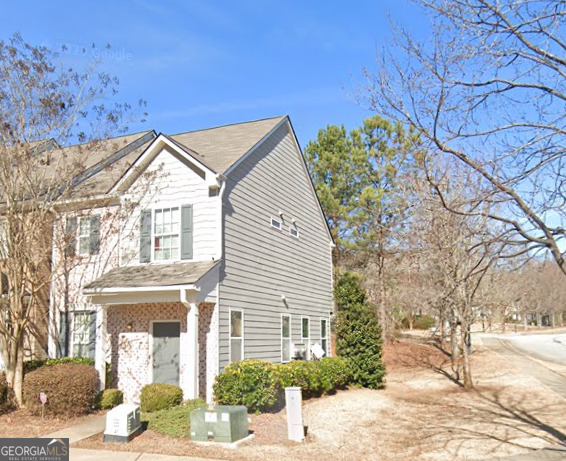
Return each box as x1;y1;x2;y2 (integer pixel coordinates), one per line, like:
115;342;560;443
270;217;282;230
289;226;299;238
66;215;100;257
140;205;193;263
154;207;180;260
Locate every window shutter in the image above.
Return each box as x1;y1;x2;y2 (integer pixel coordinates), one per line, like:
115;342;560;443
87;311;97;359
58;311;68;357
89;215;100;255
140;210;152;263
65;218;77;257
181;205;193;260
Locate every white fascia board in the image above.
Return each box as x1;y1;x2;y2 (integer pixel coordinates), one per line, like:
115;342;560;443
110;134;220;193
84;283;198;295
51;193;120;211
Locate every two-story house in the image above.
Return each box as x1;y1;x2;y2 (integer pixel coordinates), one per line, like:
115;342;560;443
48;116;334;403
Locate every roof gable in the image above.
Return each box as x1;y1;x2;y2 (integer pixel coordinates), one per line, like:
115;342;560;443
169;116;285;174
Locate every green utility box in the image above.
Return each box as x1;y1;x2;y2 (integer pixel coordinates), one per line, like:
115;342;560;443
190;405;248;443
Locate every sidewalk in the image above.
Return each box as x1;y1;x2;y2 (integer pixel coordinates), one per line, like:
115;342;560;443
70;448;223;461
482;447;566;460
42;414;226;461
44;414;106;444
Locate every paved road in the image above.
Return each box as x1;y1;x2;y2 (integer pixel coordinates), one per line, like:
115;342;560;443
481;336;566;399
497;333;566;366
479;334;566;460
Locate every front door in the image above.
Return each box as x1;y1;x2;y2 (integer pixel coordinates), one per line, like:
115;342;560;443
152;321;181;386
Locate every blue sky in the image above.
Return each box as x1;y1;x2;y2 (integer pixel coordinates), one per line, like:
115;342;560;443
2;0;426;147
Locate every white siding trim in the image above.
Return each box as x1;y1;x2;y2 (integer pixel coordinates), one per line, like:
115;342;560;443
112;134;217;194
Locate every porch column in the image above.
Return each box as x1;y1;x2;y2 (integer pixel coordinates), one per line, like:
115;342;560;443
183;290;199;399
94;305;107;391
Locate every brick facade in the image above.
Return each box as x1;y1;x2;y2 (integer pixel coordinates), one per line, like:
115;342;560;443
107;302;217;403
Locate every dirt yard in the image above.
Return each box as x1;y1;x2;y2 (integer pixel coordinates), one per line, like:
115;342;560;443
72;339;566;460
0;410;102;438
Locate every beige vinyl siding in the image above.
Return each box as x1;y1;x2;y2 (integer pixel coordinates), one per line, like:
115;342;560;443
219;122;333;368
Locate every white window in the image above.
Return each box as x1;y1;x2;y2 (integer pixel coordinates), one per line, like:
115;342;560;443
154;207;180;260
301;316;310;360
321;319;329;357
72;311;90;357
230;309;244;363
289;226;299;238
78;218;91;256
270;217;282;230
282;314;291;363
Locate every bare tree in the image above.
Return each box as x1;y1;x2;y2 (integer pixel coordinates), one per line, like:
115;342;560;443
364;0;566;274
409;158;501;388
0;35;145;405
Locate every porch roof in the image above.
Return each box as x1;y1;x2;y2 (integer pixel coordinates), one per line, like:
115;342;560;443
84;259;220;292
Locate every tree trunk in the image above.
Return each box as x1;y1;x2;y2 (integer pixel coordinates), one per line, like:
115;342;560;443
461;323;473;389
377;254;387;336
450;321;459;361
5;343;24;406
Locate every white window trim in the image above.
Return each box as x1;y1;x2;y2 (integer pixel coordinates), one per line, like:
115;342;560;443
289;226;299;238
149;320;182;384
270;217;282;231
229;308;244;363
77;216;91;256
281;313;292;363
301;316;310;360
71;311;91;347
150;204;181;263
321;318;329;357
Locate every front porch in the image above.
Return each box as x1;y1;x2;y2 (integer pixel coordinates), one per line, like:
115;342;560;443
84;260;220;403
106;301;217;403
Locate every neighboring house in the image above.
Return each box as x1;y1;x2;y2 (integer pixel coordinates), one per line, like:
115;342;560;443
47;116;334;403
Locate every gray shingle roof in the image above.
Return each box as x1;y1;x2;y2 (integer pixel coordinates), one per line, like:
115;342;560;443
169;116;285;174
84;260;220;290
51;116;286;199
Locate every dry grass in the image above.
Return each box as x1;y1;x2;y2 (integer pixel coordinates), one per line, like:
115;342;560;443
0;410;102;438
70;341;566;459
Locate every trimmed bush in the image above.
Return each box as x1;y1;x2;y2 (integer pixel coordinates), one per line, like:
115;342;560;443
317;357;352;392
24;363;98;417
213;359;280;413
24;357;95;375
277;360;322;397
142;398;206;437
277;357;352;397
140;383;183;413
335;273;386;389
96;388;123;410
